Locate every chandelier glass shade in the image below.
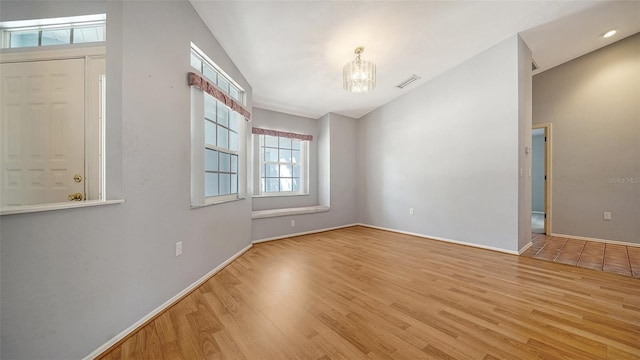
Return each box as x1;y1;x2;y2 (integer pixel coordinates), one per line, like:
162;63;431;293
343;47;376;92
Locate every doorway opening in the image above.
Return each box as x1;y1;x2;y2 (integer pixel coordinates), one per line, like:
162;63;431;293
532;124;551;234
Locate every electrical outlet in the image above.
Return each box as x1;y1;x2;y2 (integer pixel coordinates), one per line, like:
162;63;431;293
604;212;612;220
176;241;183;256
409;208;414;215
290;219;296;227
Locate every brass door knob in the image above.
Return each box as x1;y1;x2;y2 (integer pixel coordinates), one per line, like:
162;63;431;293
74;174;83;183
68;192;83;201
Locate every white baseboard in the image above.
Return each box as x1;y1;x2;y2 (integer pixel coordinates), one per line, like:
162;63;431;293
356;223;520;255
83;243;253;360
518;241;534;255
550;233;640;248
252;223;359;244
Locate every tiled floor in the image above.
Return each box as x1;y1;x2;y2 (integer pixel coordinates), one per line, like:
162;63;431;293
523;233;640;278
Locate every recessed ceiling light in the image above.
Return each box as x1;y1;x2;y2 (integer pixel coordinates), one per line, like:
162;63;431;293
603;29;617;38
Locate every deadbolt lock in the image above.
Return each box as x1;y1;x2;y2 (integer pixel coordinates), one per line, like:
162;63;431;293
74;174;83;183
68;192;83;201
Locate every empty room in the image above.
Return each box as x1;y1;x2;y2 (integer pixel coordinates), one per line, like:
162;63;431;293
0;0;638;359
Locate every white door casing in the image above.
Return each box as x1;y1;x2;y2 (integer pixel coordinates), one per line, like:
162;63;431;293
1;58;85;206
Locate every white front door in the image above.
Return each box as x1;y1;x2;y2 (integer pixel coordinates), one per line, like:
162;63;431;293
1;58;85;206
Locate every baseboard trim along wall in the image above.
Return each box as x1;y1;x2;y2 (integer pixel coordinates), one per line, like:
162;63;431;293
253;223;359;244
518;241;534;255
84;243;253;360
356;223;521;255
550;233;640;248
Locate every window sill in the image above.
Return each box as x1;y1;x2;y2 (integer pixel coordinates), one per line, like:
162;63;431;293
253;192;309;198
191;196;246;209
0;199;125;216
251;205;330;219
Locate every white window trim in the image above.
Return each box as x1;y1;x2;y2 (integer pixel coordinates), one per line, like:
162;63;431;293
252;134;309;197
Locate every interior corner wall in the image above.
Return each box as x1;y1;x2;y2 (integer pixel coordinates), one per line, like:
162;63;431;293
517;35;533;251
251;112;358;241
357;35;526;253
0;1;253;359
533;33;640;244
251;108;319;211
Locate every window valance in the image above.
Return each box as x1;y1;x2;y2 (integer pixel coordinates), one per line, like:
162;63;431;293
188;72;251;120
251;127;313;141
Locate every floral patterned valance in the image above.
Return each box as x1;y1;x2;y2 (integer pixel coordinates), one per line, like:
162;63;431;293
252;127;313;141
188;72;251;120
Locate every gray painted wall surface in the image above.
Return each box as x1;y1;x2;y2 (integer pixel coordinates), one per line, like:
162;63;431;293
357;35;530;253
252;113;358;240
533;33;640;243
0;1;253;358
532;134;545;212
251;108;319;211
0;0;106;22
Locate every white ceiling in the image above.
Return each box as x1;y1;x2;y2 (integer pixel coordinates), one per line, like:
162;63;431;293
190;0;640;119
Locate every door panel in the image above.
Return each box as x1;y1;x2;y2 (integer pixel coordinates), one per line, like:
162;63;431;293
1;58;85;206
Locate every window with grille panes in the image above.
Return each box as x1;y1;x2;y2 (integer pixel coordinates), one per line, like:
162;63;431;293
190;43;246;206
0;15;106;49
256;134;309;195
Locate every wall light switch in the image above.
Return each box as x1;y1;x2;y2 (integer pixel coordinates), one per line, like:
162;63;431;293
604;212;612;220
409;208;414;215
176;241;183;256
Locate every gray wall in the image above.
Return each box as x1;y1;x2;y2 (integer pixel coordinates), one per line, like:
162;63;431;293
357;35;532;253
251;107;319;211
252;113;358;240
533;33;640;244
532;134;545;212
0;0;253;358
0;0;106;21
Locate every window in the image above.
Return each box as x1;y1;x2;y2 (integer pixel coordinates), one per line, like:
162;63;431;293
1;15;106;49
190;46;244;105
190;43;247;206
253;131;310;196
204;95;240;197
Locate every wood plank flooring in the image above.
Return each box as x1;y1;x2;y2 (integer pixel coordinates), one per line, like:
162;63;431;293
523;234;640;278
99;226;640;359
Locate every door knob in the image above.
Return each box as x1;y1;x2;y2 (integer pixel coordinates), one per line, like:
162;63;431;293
68;192;83;201
74;174;83;183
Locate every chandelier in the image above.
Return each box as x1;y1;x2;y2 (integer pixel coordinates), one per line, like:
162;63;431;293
343;47;376;92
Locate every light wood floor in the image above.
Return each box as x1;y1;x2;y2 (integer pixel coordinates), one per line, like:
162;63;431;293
524;234;640;278
100;226;640;359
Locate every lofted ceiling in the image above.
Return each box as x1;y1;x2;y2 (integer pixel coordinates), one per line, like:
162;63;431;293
190;1;640;119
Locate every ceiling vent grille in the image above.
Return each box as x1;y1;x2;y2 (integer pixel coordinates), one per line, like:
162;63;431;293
396;75;421;89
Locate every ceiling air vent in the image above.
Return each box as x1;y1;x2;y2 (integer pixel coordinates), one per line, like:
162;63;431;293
396;75;421;89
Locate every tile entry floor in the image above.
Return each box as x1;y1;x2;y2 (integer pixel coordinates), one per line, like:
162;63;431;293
523;233;640;278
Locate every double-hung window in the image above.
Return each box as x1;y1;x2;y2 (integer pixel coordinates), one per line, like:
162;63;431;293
253;130;310;196
190;43;247;206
